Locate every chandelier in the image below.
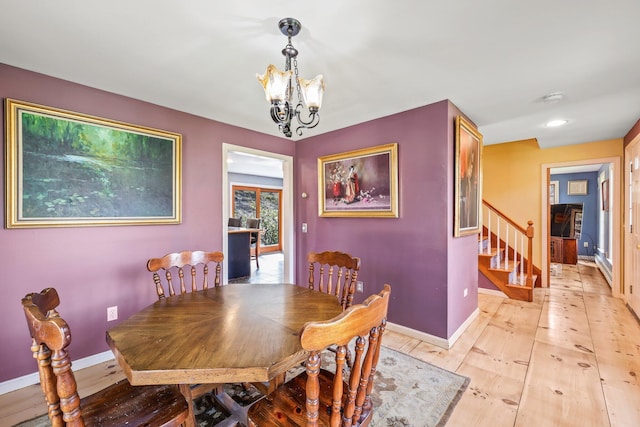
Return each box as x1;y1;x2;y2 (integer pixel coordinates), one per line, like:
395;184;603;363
257;18;325;138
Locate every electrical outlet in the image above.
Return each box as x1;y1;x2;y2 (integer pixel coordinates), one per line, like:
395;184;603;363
583;241;589;247
302;223;307;233
107;306;118;321
464;288;468;297
356;281;364;292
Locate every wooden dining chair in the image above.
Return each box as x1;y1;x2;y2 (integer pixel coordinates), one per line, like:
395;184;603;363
228;217;242;227
147;250;224;299
247;284;391;427
147;250;226;400
22;287;190;427
308;250;361;310
246;218;261;269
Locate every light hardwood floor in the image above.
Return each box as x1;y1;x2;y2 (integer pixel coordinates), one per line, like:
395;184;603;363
3;260;639;426
384;260;640;426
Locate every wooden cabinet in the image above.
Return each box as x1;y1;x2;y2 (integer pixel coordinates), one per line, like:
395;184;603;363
550;237;577;265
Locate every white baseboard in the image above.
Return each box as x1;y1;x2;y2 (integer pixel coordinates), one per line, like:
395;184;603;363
0;350;114;396
386;308;479;350
595;256;613;287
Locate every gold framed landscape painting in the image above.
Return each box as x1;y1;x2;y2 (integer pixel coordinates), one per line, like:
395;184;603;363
454;116;482;236
318;143;398;217
4;99;182;228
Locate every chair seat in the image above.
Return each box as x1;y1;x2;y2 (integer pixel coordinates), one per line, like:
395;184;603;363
80;380;189;427
247;370;372;427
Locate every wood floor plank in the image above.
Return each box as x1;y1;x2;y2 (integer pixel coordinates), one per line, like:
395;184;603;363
382;330;421;354
536;289;595;354
0;383;46;427
515;340;609;427
583;291;640;426
462;322;532;381
446;363;522;427
0;360;125;426
408;293;504;372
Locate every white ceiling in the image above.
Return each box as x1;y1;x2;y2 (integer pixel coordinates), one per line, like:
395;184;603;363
1;1;639;150
550;164;604;175
228;151;283;178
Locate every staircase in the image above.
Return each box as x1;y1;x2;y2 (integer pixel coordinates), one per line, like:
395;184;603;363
478;201;541;302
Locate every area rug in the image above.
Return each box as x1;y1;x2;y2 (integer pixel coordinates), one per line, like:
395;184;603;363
15;346;469;427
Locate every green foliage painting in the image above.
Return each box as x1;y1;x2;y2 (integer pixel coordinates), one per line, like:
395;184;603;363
5;99;182;228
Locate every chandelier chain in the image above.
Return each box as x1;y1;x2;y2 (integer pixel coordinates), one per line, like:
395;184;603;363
292;57;303;106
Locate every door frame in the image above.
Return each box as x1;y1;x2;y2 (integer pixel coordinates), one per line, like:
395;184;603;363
625;133;640;311
231;185;283;253
541;156;621;297
222;143;294;283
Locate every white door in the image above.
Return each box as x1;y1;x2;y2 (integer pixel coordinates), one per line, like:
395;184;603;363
629;142;640;315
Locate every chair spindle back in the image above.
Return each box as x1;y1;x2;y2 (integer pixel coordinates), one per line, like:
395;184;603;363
307;250;361;310
147;250;224;299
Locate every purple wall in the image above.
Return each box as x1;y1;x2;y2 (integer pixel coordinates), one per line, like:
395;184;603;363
295;101;478;339
0;64;294;382
1;64;479;384
479;271;500;291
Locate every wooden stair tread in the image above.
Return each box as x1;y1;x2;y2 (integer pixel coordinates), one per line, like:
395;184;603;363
478;263;534;302
489;260;518;272
479;252;499;258
507;274;538;288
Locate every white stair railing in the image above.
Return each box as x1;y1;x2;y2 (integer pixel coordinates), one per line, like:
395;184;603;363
481;201;534;287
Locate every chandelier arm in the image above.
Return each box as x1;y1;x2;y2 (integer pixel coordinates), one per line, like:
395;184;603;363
293;104;320;127
270;102;291;125
293;106;320;136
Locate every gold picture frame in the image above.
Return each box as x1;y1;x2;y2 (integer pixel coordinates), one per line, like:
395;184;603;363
318;143;398;217
454;116;483;236
5;99;182;228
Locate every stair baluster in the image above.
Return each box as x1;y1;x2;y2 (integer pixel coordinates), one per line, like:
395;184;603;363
504;223;509;270
479;201;540;302
520;233;525;285
487;209;492;254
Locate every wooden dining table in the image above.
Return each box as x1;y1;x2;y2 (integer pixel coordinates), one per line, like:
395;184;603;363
106;283;343;426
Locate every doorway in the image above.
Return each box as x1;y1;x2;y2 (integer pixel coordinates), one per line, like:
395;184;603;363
222;143;294;284
541;157;621;297
232;185;283;253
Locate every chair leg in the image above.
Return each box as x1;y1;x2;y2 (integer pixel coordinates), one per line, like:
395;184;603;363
255;247;259;269
254;238;260;269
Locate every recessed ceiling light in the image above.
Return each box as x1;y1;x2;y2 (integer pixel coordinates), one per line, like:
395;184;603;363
545;119;568;127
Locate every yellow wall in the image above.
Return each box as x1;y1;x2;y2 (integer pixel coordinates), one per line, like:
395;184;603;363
483;138;623;267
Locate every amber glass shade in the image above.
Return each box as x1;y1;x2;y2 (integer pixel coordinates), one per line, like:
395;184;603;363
256;64;292;103
297;74;325;110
